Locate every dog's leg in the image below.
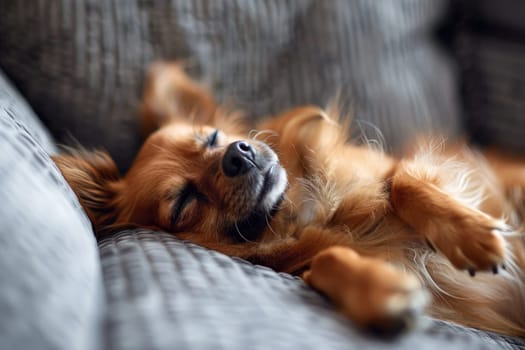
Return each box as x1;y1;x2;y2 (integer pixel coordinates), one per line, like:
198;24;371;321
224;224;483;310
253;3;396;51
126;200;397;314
390;158;507;272
389;150;525;337
303;246;428;335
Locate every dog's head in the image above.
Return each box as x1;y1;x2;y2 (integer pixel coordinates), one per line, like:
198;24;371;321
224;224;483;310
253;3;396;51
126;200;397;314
54;118;288;243
123;120;288;241
54;62;350;244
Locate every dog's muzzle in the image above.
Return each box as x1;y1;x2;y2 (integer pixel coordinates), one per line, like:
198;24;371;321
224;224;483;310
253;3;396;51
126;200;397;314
221;140;288;241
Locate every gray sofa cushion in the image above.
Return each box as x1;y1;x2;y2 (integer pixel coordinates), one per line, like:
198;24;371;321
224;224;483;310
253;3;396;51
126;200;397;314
99;229;525;350
455;0;525;153
0;0;461;171
0;70;56;155
0;99;103;350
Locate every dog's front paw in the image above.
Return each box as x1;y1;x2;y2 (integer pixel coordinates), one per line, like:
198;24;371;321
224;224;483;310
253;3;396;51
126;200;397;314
424;210;508;275
304;247;429;336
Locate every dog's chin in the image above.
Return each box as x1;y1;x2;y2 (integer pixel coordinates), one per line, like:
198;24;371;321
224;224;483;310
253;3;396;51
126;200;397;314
227;164;287;242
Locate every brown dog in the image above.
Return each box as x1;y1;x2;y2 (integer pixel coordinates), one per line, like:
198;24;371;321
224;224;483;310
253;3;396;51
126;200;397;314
53;62;525;336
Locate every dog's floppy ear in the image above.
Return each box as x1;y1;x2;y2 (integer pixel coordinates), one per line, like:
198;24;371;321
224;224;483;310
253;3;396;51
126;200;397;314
260;105;347;151
52;151;124;233
258;106;347;175
140;61;218;136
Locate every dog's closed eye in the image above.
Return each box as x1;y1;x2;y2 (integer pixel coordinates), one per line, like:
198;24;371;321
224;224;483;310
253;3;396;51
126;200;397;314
171;183;208;227
207;129;220;147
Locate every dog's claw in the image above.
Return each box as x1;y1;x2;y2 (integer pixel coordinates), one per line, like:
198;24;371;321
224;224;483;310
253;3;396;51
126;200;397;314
501;264;507;271
468;268;476;277
492;265;499;274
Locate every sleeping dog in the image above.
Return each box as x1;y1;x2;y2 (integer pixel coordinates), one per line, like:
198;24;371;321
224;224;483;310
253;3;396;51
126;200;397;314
53;62;525;336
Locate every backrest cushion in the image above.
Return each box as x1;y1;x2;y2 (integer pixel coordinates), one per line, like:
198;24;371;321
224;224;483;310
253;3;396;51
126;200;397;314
455;0;525;152
0;0;461;170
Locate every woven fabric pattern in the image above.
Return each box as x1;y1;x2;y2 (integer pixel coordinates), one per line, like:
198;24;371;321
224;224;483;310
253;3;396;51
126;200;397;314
0;102;103;350
459;34;525;151
98;229;525;350
0;0;461;171
455;0;525;152
0;70;56;154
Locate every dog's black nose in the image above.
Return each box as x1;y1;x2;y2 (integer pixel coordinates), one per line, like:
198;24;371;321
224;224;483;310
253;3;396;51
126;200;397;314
222;141;256;177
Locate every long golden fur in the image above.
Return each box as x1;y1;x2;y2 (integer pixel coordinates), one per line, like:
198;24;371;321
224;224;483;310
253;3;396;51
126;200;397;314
53;62;525;336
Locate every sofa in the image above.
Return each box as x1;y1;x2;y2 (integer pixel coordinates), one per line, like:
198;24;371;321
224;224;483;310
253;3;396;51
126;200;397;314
1;1;525;349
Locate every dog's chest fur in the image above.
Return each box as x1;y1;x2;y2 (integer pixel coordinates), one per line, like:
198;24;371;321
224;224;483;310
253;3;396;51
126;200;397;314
272;164;392;240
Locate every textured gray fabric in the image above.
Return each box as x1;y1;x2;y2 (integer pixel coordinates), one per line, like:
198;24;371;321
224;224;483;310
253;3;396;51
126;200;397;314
459;34;525;152
0;111;103;350
0;70;56;154
462;0;525;33
455;0;525;152
0;0;461;171
99;229;524;350
1;2;524;349
430;320;525;350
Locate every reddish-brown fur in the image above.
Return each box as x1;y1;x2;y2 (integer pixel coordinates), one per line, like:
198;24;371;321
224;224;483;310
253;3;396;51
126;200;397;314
53;62;525;336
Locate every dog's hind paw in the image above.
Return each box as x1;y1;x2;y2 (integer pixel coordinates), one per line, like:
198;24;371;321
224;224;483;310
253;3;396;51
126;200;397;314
304;246;429;336
366;277;429;336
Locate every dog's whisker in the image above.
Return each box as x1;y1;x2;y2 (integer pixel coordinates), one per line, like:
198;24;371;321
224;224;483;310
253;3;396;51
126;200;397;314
251;129;278;144
248;129;259;140
264;213;279;238
355;119;386;153
274;196;292;213
234;221;256;243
